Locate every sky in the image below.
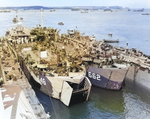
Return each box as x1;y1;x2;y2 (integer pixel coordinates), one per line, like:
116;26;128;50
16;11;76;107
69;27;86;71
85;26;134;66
0;0;150;8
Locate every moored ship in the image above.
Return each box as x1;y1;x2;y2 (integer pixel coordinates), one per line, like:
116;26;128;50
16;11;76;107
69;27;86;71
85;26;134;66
80;10;88;13
86;66;128;90
104;8;112;12
18;54;91;106
10;26;92;106
133;8;144;12
103;39;119;43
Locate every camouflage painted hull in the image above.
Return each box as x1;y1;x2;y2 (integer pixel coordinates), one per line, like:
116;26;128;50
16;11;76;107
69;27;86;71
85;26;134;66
86;67;128;90
39;74;91;106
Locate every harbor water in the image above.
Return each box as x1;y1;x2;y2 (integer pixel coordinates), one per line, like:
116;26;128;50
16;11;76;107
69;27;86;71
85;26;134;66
1;9;150;119
33;79;150;119
0;9;150;55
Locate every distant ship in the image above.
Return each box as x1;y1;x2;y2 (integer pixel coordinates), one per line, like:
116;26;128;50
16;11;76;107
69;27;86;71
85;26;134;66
80;10;88;13
133;8;144;12
50;9;55;12
142;13;150;15
58;22;64;25
104;8;112;12
20;17;23;20
103;39;119;43
12;17;18;23
71;8;80;11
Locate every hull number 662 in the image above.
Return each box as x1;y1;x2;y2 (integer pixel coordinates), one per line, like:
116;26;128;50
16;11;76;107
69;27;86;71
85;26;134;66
88;72;101;81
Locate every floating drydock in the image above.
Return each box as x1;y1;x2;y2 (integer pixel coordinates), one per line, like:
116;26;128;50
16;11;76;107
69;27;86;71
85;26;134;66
86;67;128;90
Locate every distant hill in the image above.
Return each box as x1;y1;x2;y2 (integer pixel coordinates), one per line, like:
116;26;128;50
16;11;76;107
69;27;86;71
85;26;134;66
0;6;72;10
0;6;123;10
0;6;50;10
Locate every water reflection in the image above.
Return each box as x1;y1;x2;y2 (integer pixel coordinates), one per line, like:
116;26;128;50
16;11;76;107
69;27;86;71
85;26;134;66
123;80;150;119
87;87;125;119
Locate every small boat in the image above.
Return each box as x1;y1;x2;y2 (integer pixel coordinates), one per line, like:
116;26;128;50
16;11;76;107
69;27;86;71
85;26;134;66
134;8;144;12
89;35;96;41
104;8;112;12
86;66;128;90
71;8;80;11
81;10;88;13
108;33;112;37
142;13;150;15
58;22;64;25
67;29;74;35
103;39;119;43
20;17;23;20
50;9;55;12
12;17;18;23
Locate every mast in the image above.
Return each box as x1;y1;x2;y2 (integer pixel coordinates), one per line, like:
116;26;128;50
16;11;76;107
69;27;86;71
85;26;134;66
41;8;43;27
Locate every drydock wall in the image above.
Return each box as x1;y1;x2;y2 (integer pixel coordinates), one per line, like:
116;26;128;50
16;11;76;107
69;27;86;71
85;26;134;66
1;85;37;119
17;56;48;119
6;42;48;118
126;64;150;90
126;64;135;81
135;69;150;90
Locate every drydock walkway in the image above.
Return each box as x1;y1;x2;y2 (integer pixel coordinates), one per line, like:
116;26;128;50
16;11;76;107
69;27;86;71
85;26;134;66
0;68;48;119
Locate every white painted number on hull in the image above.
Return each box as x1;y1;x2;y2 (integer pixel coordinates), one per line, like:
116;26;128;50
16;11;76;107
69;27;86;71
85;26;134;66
88;72;101;81
40;78;46;85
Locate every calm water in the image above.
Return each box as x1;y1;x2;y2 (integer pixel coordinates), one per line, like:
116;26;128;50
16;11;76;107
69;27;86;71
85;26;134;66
34;79;150;119
1;9;150;119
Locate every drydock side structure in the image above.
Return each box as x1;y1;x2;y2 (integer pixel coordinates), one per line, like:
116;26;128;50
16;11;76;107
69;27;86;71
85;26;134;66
126;63;150;90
